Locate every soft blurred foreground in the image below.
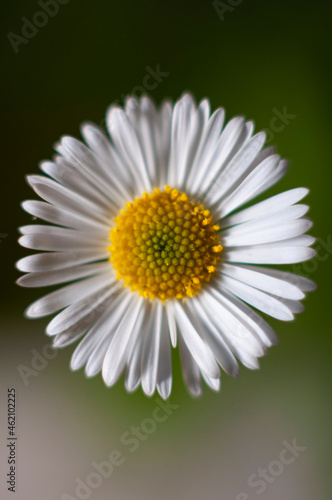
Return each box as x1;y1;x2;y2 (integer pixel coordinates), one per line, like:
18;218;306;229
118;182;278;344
0;301;330;499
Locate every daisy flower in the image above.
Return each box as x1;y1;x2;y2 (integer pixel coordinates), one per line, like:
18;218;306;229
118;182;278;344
16;93;316;398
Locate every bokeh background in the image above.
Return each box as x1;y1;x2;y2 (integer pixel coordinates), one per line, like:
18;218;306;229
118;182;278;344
1;1;331;498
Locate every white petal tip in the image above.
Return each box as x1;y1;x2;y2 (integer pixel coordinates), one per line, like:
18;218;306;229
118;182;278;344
15;259;26;271
205;378;221;392
23;308;35;319
208;366;221;380
141;381;156;398
80;121;95;132
16;275;41;288
157;382;172;400
299;187;310;198
21;201;31;213
17;278;33;288
188;388;203;398
306;282;317;292
70;357;82;372
25;174;42;189
283;313;295;322
101;370;117;388
52;337;65;349
84;365;100;378
294;290;306;300
230;366;240;378
18;236;29;248
45;324;57;336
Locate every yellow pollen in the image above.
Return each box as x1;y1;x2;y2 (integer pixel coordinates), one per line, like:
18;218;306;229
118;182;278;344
207;265;216;273
212;245;223;253
108;187;223;301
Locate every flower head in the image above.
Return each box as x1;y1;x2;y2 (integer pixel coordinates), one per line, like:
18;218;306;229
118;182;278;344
17;93;316;398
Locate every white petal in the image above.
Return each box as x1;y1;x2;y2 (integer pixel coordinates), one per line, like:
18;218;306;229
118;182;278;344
201;373;220;392
27;174;111;225
189;115;243;195
80;122;114;162
107;107;152;194
141;301;163;396
178;334;202;397
220;263;305;300
156;309;172;400
225;245;316;264
53;315;97;350
217;274;294;321
173;301;220;379
185;106;224;191
24;273;117;318
215;154;280;218
199;120;254;198
208;132;266;206
39;160;114;212
80;122;134;193
16;249;109;273
166;93;195;187
280;298;305;314
267;235;315;247
175;99;210;188
54;297;115;353
209;286;278;347
18;224;106;238
53;327;86;349
222;204;309;234
21;200;109;233
124;334;146;393
18;225;108;252
254;267;316;293
222;188;310;227
250;158;289;199
165;301;177;347
17;262;111;288
200;289;266;357
70;290;130;371
222;218;312;247
102;297;144;386
85;292;138;378
157;99;172;187
61;136;131;204
186;298;239;377
200;291;262;369
46;285;116;335
125;96;160;187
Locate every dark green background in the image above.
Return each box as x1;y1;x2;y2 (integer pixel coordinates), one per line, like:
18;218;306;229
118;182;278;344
1;1;331;499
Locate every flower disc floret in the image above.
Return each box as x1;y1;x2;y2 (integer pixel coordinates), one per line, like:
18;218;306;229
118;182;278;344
109;186;223;301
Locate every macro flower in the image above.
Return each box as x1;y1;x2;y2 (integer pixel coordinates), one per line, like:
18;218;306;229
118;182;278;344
16;93;316;398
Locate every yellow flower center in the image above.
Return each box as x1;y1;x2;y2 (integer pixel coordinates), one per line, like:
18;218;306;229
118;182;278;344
109;186;222;301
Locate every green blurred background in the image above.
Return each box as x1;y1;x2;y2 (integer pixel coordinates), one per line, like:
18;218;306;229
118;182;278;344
1;1;331;498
